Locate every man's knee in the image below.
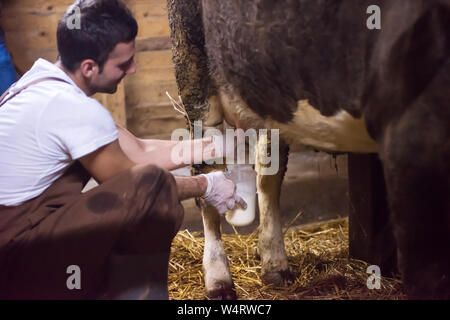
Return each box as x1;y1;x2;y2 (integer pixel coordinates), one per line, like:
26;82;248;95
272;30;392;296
130;164;170;189
128;164;184;245
131;164;177;203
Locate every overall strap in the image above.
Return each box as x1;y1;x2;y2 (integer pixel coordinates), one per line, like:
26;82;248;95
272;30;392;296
0;77;70;108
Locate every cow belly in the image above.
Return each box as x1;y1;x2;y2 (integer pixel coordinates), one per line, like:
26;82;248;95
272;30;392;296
267;100;377;153
218;90;377;153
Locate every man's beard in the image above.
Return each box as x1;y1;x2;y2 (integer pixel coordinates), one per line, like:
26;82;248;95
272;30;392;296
96;81;120;94
103;84;118;94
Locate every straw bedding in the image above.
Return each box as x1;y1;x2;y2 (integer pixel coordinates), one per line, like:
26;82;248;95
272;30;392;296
168;217;405;300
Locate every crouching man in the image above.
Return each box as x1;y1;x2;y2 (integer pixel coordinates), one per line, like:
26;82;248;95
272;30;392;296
0;0;244;299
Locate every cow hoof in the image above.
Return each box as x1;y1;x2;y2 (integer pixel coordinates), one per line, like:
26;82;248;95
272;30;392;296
206;282;237;300
261;268;296;286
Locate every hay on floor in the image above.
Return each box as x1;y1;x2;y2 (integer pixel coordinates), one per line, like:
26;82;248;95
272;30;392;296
168;217;405;300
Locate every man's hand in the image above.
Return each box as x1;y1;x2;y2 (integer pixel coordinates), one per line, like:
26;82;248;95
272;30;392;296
201;171;247;215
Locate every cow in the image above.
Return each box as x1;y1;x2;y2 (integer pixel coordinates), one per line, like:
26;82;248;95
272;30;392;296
167;0;450;300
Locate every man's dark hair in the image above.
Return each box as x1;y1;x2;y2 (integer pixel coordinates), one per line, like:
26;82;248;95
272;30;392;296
57;0;138;72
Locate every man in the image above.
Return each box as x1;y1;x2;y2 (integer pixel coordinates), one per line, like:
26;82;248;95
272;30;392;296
0;0;244;299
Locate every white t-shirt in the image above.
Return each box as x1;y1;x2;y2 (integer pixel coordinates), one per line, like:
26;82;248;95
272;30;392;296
0;58;118;206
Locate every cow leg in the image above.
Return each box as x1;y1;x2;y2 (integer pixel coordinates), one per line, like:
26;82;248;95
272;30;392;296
200;97;236;300
379;106;450;299
201;204;236;300
256;133;295;286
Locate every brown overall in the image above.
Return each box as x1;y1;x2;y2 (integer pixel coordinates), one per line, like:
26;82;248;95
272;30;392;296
0;79;184;299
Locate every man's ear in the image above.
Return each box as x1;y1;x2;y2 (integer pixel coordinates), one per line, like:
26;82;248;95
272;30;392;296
79;59;99;78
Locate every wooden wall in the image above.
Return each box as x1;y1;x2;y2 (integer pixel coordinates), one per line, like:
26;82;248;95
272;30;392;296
1;0;184;138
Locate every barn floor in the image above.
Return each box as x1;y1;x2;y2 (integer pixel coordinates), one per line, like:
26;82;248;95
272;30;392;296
169;218;405;300
170;151;405;300
83;151;406;299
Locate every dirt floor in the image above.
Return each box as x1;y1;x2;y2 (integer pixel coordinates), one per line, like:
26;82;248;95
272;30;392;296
178;150;349;235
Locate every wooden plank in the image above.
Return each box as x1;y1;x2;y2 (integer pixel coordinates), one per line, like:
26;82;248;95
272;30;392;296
126;0;169;16
127;111;186;137
136;36;171;52
130;66;175;82
2;14;60;63
133;49;174;68
125;0;171;38
348;153;397;276
125;81;179;108
124;69;177;105
124;50;177;107
128;102;184;119
2;0;73;12
1;0;167;13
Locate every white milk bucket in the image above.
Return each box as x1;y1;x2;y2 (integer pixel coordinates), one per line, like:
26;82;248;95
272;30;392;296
225;164;257;227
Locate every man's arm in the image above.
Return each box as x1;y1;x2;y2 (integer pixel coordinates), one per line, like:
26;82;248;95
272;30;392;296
79;138;245;213
174;175;208;201
79;139;135;183
78;138;207;198
116;123;217;171
80;140;208;200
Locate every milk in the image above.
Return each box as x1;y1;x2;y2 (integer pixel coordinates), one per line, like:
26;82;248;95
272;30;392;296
225;165;257;227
